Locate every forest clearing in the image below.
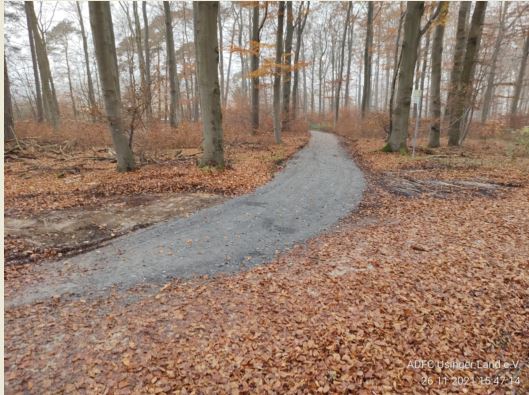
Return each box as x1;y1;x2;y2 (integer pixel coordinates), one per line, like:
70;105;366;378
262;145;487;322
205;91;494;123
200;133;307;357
4;1;529;394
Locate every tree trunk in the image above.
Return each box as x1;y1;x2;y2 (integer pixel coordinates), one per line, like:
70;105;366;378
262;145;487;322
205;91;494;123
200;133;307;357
385;2;424;153
335;2;352;127
193;1;224;167
64;41;78;119
25;4;43;123
25;1;60;129
218;7;225;106
76;3;97;122
510;30;529;127
89;1;136;172
417;28;430;120
142;1;152;121
273;2;285;144
282;2;294;129
345;11;356;109
250;2;260;133
445;2;470;122
4;56;15;141
361;2;374;118
164;2;179;127
292;2;309;121
448;1;487;146
224;14;237;105
428;2;448;148
388;5;405;135
133;2;147;116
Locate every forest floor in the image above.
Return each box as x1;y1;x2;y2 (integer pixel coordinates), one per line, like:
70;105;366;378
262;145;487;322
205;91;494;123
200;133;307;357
4;127;308;269
4;130;529;394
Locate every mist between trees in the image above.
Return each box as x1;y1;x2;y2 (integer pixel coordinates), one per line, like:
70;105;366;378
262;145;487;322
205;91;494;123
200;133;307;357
4;1;529;170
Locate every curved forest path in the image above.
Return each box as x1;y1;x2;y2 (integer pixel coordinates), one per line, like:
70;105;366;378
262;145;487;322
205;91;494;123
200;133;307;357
6;131;365;307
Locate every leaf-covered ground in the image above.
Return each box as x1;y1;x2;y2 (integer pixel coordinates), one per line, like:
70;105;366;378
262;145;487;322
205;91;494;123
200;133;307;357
5;136;529;394
4;133;307;267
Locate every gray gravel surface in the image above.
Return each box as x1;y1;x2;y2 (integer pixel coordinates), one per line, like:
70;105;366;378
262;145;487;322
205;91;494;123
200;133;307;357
7;131;365;307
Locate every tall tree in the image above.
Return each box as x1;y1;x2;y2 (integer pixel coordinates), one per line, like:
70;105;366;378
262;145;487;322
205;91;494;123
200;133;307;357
164;1;179;127
335;1;352;126
89;1;136;172
447;1;487;146
25;3;43;123
273;2;285;144
193;1;224;167
76;3;97;121
445;2;471;121
282;2;294;128
481;2;508;123
361;2;374;118
250;2;268;133
428;2;449;148
292;2;309;121
25;1;60;128
4;56;16;141
510;30;529;127
132;2;147;116
385;1;424;152
142;1;152;121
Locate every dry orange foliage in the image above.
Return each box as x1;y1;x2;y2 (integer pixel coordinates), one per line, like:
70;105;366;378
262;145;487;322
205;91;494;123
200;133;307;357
4;117;529;394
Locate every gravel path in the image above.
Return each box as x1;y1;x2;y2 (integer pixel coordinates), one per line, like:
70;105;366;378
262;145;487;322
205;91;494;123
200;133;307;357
7;131;365;307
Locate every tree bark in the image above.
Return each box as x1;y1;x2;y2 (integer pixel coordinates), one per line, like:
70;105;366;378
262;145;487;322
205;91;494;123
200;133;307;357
361;2;374;118
445;2;470;122
76;3;97;121
250;2;267;133
4;56;15;141
428;2;448;148
385;1;424;152
164;1;179;127
344;10;355;109
25;1;60;129
335;2;352;126
510;30;529;127
282;2;294;129
218;7;225;106
133;2;147;116
25;4;43;123
388;5;405;135
292;2;309;121
448;1;487;146
273;2;285;144
142;1;152;121
193;1;224;167
89;1;136;172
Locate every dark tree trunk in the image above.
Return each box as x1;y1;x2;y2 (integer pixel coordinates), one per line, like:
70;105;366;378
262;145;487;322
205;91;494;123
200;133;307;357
292;2;309;121
4;56;16;141
282;2;294;129
361;2;374;118
25;4;43;123
273;2;285;143
76;3;97;121
164;1;179;127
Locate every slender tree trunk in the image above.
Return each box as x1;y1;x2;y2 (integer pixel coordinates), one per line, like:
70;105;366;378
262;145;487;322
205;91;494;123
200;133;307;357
25;5;43;123
445;2;470;122
76;3;97;121
193;1;224;167
335;2;352;126
64;42;78;119
25;1;60;128
510;30;529;127
142;1;152;121
4;56;16;140
218;7;225;105
448;1;487;146
292;2;309;121
418;28;430;120
89;1;136;172
428;2;448;148
250;2;260;133
388;5;404;136
345;13;355;108
224;15;237;105
164;1;179;127
273;2;285;143
282;2;294;129
385;2;424;152
133;2;147;116
237;9;248;98
361;2;374;118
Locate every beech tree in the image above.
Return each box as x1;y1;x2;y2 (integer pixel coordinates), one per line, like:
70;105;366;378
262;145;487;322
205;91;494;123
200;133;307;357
193;1;224;167
163;1;179;127
292;2;309;121
273;2;285;144
361;1;374;119
335;2;352;126
448;2;487;146
76;3;97;121
89;1;136;172
282;2;294;129
5;56;16;141
25;3;43;123
250;2;268;134
428;2;449;148
385;2;424;152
